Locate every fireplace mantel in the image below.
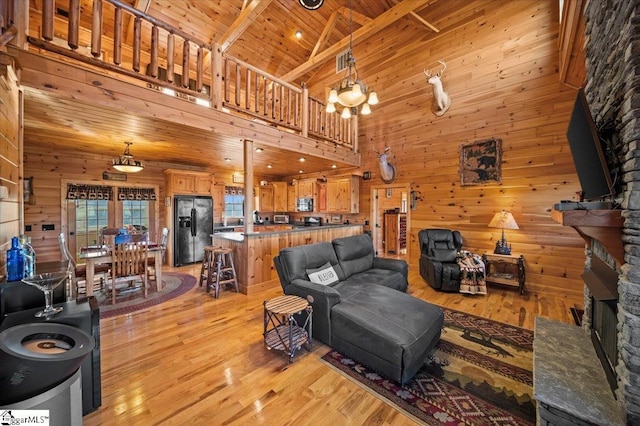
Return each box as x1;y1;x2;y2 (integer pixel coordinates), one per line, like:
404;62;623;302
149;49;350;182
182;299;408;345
551;209;624;266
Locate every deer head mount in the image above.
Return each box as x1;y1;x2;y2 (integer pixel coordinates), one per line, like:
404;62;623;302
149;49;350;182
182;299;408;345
375;146;396;184
424;60;451;117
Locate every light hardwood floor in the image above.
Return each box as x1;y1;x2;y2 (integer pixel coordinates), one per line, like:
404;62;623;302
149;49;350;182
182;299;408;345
84;263;583;425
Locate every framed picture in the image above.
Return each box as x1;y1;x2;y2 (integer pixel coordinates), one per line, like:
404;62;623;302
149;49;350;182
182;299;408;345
459;138;502;186
232;172;244;184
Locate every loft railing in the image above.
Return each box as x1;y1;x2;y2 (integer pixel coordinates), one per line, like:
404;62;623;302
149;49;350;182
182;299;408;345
1;0;353;148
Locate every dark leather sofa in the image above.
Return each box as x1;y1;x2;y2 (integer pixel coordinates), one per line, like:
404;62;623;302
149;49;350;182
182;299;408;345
274;233;444;384
419;228;463;292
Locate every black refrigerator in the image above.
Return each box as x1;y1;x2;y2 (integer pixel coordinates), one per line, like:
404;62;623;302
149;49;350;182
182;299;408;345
174;195;214;266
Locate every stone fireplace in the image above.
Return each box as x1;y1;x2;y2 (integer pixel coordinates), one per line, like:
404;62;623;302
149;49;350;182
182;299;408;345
535;1;639;424
582;0;640;423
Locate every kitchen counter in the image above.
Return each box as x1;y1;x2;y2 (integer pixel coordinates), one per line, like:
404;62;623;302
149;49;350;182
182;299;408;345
211;224;364;294
212;223;361;241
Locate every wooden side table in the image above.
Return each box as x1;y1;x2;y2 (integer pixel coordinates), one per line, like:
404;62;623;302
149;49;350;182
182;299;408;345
263;295;312;363
482;253;526;294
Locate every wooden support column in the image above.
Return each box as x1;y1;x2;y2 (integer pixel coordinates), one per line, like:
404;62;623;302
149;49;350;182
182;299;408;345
244;139;254;234
212;43;222;109
301;83;309;137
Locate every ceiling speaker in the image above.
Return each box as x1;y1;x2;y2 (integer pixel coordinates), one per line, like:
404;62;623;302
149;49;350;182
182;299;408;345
299;0;323;10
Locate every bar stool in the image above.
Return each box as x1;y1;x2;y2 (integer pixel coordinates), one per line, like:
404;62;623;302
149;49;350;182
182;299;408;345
199;246;218;288
209;247;239;298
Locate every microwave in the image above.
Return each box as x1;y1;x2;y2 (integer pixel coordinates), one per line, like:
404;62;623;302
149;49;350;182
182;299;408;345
296;198;314;212
273;214;289;224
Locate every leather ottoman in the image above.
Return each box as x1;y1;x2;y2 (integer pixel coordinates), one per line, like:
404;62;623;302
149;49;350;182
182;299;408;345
330;283;444;385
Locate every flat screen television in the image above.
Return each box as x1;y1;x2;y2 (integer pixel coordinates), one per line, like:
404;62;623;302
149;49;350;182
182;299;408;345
566;88;613;200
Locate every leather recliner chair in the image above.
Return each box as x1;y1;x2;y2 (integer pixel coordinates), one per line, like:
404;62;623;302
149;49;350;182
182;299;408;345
418;228;463;292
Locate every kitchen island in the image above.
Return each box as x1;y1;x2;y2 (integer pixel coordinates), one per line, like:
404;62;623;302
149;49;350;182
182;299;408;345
211;224;364;294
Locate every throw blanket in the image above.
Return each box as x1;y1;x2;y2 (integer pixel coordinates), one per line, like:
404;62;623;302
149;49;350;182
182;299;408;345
457;251;487;295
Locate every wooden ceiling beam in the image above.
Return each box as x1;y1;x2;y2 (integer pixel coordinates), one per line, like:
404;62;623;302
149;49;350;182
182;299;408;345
409;11;439;33
124;0;152;44
218;0;274;52
338;6;373;26
280;0;432;83
310;9;340;59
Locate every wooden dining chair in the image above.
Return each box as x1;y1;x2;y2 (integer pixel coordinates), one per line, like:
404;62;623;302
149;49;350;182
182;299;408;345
147;227;169;286
58;232;110;298
107;240;149;305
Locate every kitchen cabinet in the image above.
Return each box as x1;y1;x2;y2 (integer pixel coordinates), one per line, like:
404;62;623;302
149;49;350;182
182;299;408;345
287;185;296;211
165;169;213;196
384;213;406;254
257;185;275;212
272;182;288;212
327;175;359;213
296;178;316;199
317;182;327;212
212;183;225;225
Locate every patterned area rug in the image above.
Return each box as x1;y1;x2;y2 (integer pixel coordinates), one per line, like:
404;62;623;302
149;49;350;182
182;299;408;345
97;272;197;318
321;307;535;425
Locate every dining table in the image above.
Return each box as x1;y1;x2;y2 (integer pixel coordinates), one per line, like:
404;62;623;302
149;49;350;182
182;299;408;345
79;244;164;297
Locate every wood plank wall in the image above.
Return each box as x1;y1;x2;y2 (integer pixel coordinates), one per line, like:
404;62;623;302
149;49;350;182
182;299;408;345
0;53;21;277
299;0;587;300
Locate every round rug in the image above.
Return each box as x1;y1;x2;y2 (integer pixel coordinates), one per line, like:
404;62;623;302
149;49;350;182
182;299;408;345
97;272;197;318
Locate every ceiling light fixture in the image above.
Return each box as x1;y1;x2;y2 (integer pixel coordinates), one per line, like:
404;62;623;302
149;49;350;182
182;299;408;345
326;0;378;119
295;30;303;39
112;142;144;173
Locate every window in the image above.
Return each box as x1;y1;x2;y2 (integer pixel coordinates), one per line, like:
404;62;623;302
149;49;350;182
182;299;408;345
65;182;158;259
224;186;244;218
122;200;150;232
75;199;109;249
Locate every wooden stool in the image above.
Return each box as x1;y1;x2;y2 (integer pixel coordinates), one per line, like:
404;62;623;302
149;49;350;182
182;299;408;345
199;246;219;288
208;247;239;298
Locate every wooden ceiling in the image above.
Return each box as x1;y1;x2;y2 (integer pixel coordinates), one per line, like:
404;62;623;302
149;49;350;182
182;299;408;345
20;0;584;178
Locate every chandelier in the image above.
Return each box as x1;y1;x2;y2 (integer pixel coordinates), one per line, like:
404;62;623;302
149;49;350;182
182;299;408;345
326;0;378;119
112;142;144;173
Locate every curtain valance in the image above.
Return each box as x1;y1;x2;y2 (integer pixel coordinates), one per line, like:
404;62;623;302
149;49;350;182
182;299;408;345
66;184;156;201
66;184;113;200
225;186;244;195
117;187;157;201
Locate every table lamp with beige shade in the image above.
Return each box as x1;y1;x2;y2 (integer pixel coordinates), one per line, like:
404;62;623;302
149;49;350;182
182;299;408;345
488;210;519;255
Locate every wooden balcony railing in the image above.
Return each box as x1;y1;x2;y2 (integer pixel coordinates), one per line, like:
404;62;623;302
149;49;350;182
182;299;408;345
1;0;353;149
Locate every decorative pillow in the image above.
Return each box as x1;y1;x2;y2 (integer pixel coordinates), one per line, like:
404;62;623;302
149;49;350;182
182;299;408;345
430;248;457;263
306;262;339;286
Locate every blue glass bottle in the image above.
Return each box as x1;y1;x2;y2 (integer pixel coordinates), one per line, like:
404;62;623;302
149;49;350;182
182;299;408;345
6;236;24;281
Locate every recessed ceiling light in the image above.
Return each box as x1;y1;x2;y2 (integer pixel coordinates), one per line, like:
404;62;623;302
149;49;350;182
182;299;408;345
299;170;304;173
299;157;305;162
224;158;231;162
295;30;303;39
267;164;273;168
255;147;263;152
331;164;337;168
